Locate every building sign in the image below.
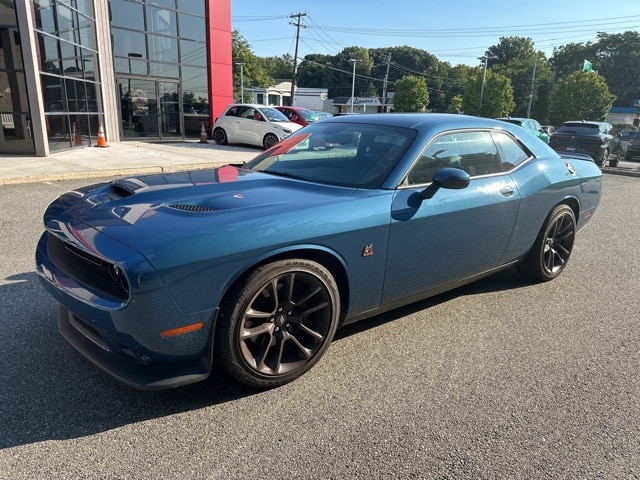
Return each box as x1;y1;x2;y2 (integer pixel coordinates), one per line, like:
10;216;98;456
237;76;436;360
349;97;382;106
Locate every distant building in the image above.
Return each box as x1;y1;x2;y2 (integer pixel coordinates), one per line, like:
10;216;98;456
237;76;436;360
246;81;330;112
607;107;638;126
1;1;232;157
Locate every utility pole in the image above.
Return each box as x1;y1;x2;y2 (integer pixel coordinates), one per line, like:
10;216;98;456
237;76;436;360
350;58;361;113
381;53;391;112
235;62;244;102
526;52;538;118
478;55;491;117
289;12;306;106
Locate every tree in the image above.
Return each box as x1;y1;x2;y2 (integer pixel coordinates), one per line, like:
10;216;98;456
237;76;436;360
393;75;429;112
463;69;515;118
548;71;616;125
447;94;463;114
258;54;293;80
232;30;273;101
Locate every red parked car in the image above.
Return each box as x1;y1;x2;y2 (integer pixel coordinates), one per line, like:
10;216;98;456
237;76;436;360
274;106;319;126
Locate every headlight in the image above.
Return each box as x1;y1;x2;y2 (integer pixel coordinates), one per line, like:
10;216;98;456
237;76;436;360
282;128;292;134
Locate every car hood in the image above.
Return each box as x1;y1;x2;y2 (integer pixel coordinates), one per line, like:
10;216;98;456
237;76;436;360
45;165;358;250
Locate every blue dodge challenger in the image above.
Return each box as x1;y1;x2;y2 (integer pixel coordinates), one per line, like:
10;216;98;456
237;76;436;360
36;114;603;389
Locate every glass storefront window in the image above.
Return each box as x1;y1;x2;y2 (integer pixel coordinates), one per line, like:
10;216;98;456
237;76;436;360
148;34;178;63
37;33;62;75
147;0;176;8
178;13;205;41
177;1;204;15
40;74;65;112
111;27;146;58
179;39;206;66
149;61;179;78
56;4;79;45
34;1;57;35
146;6;177;37
109;0;145;31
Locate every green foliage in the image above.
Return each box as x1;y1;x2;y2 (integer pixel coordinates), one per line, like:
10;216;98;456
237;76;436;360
548;71;616;124
462;69;515;118
393;75;429;112
232;30;273;101
447;95;463;113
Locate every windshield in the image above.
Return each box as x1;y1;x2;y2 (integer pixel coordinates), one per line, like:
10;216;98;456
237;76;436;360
299;109;319;122
260;107;290;123
557;123;601;135
246;121;417;188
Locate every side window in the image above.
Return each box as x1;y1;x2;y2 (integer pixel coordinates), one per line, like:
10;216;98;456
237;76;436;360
491;131;530;170
406;131;502;185
225;106;240;117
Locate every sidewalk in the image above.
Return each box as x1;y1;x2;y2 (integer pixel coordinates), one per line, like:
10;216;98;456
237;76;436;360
0;141;261;185
1;140;639;185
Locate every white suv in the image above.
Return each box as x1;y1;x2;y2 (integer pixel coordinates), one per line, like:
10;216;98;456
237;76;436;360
212;104;302;149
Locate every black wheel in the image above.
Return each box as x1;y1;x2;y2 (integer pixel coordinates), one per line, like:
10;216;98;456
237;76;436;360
213;127;228;145
263;133;279;149
217;259;340;388
518;204;576;282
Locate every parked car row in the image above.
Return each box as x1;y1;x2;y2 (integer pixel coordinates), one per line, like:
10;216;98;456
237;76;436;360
211;106;635;169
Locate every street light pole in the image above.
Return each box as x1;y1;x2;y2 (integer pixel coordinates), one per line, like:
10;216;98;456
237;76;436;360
350;59;360;114
235;62;244;102
478;55;489;117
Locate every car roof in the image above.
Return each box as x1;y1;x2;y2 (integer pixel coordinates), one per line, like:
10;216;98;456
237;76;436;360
321;113;514;131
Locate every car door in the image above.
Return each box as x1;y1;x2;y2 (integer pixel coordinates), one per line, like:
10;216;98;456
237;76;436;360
234;106;262;145
382;130;522;305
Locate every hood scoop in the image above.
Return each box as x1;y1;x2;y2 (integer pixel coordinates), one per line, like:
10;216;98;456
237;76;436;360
110;178;150;198
167;203;216;213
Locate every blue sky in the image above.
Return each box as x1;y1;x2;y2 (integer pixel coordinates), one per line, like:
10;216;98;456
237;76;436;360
231;0;640;67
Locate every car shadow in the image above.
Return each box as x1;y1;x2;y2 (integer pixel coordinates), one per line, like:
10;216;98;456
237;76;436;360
1;268;532;449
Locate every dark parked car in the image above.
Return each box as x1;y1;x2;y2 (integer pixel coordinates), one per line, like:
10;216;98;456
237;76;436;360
36;114;602;390
549;120;620;167
625;133;640;160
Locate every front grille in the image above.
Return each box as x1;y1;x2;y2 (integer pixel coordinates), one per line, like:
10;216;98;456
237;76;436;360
47;233;130;301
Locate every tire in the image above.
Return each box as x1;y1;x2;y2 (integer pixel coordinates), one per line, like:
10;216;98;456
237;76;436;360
213;127;228;145
263;133;279;149
216;259;340;388
517;204;576;282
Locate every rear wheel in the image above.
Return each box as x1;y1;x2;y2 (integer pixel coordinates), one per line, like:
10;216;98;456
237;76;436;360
517;205;576;282
263;133;279;149
217;259;340;388
213;127;228;145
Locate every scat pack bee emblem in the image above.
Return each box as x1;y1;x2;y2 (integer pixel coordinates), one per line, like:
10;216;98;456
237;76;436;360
362;244;374;257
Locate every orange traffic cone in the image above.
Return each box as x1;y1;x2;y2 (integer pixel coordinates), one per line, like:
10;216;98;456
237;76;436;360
95;122;108;148
199;122;208;143
72;122;82;146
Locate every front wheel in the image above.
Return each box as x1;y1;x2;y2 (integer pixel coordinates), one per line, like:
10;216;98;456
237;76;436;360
263;133;279;149
517;205;576;282
216;259;340;388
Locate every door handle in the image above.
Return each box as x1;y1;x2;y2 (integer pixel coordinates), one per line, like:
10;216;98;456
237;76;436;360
500;185;515;197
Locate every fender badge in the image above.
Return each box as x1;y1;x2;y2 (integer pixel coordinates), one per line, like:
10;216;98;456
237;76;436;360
566;162;576;175
362;244;374;257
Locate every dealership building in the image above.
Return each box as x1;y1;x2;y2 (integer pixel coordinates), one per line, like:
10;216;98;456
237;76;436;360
0;0;232;157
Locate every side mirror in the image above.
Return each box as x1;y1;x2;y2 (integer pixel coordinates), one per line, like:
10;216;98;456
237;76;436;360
421;167;471;200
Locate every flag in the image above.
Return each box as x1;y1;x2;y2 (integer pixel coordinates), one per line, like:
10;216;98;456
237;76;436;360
583;59;593;72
